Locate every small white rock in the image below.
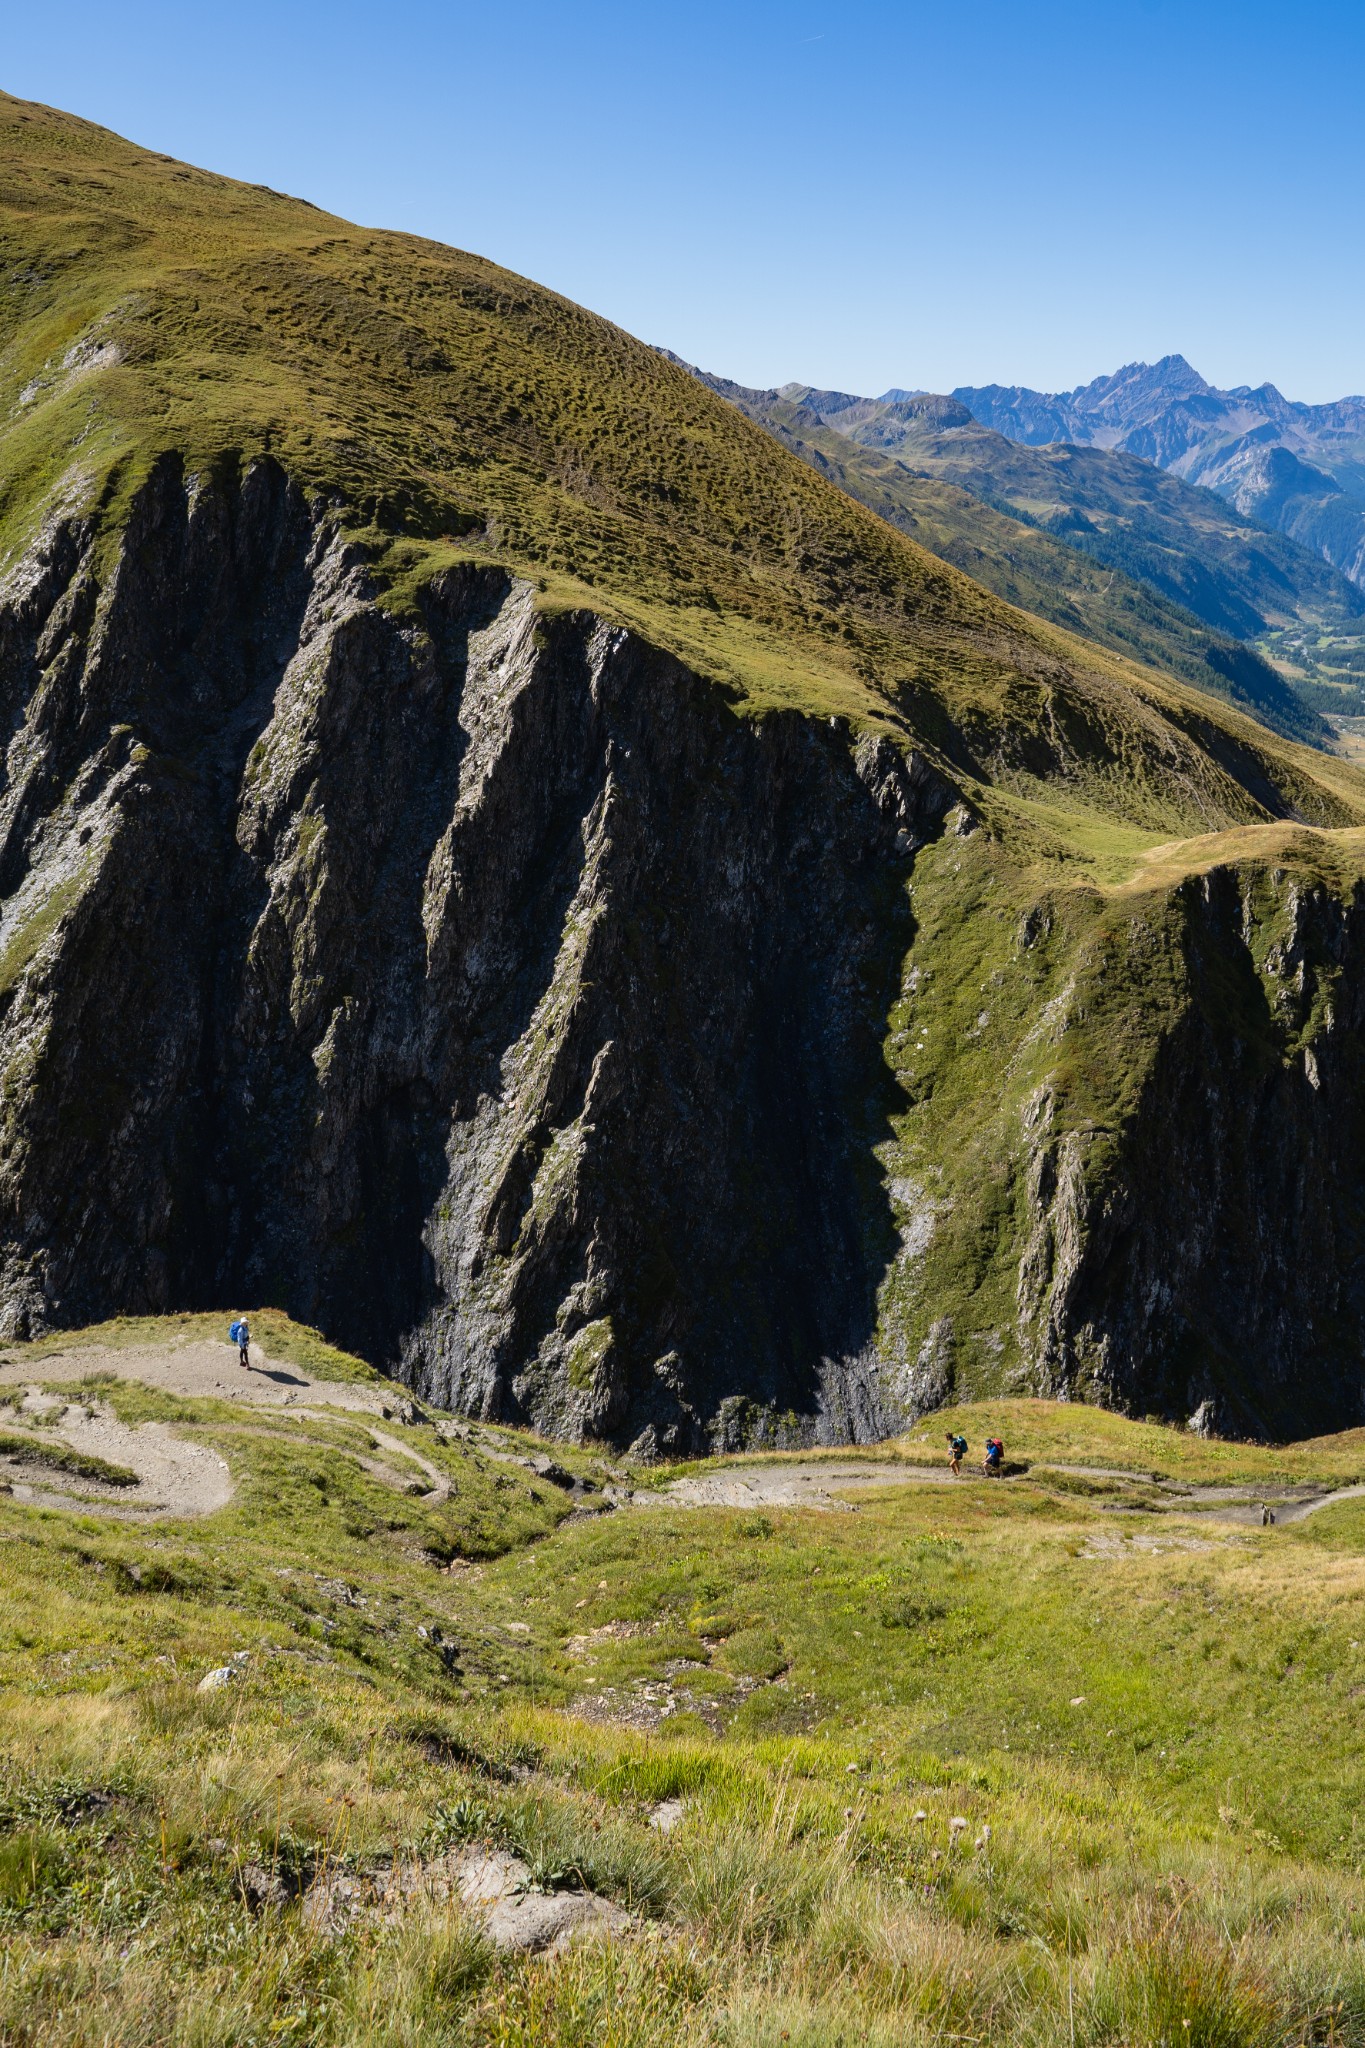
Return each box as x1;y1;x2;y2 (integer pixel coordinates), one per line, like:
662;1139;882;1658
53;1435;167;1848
196;1666;237;1693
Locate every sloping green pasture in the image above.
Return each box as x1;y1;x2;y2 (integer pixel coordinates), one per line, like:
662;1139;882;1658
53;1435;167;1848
4;1328;1365;2044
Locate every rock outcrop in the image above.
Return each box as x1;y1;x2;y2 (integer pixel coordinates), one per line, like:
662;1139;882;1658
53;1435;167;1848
7;454;1365;1446
1014;864;1365;1439
0;456;949;1449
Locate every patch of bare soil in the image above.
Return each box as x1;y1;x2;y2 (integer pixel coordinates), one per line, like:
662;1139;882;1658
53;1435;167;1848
0;1387;231;1520
0;1333;435;1521
635;1460;962;1510
0;1334;395;1415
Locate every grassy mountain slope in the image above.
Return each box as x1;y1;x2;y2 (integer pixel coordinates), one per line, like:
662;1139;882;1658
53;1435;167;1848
781;385;1365;647
0;87;1360;845
8;1324;1365;2043
681;360;1325;746
9;96;1365;1438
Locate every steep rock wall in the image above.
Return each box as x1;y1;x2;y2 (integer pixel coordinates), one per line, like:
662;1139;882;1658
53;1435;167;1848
8;456;1365;1444
1016;864;1365;1437
0;457;949;1447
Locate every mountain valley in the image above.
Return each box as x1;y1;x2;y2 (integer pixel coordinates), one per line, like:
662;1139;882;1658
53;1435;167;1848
8;65;1365;2048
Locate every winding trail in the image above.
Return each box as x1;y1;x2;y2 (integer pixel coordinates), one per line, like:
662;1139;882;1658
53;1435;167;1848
4;1331;1364;1531
0;1332;425;1520
631;1456;1365;1527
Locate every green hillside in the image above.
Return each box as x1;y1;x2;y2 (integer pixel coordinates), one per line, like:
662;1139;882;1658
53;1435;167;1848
9;93;1365;2045
0;86;1361;846
7;1324;1365;2044
779;385;1365;643
681;361;1326;745
8;93;1365;1441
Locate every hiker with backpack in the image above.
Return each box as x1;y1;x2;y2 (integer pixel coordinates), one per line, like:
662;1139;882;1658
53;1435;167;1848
983;1436;1004;1478
228;1316;251;1371
946;1432;968;1476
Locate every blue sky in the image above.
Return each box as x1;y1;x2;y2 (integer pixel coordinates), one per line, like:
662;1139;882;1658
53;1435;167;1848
6;1;1363;402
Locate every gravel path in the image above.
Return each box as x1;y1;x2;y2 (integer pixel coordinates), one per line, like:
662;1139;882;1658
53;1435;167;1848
5;1331;1365;1532
0;1332;407;1520
633;1457;1365;1526
633;1460;958;1511
0;1334;398;1414
0;1385;233;1519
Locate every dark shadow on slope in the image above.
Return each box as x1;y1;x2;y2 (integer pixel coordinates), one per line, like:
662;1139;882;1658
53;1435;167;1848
1059;867;1365;1439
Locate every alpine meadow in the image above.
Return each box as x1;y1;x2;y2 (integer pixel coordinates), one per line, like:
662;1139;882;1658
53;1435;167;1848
5;80;1365;2048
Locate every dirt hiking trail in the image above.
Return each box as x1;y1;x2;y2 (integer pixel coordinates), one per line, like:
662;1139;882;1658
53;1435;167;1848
0;1330;414;1520
1;1329;1361;1530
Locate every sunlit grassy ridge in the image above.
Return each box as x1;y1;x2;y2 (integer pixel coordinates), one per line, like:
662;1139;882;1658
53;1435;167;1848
867;802;1365;1407
6;90;1365;855
7;1327;1365;2042
5;105;1365;1422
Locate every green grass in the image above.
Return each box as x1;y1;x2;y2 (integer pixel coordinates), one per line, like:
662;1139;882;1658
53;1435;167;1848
858;805;1365;1405
903;1398;1365;1486
5;86;1365;862
6;1334;1365;2043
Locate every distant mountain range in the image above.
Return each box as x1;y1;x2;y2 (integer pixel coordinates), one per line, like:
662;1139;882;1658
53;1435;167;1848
675;361;1335;743
681;357;1365;727
954;357;1365;590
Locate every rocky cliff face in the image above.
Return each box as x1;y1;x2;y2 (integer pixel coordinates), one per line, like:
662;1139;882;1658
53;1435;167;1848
1014;863;1365;1440
0;455;951;1449
7;455;1365;1446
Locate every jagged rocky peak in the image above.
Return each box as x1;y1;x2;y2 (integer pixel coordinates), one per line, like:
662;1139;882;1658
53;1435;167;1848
952;355;1365;586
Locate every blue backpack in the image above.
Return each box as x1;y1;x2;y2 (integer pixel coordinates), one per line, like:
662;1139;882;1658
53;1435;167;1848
229;1320;244;1346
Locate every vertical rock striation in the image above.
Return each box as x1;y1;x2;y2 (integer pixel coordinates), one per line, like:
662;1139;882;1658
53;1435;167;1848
7;457;1365;1444
1014;865;1365;1438
0;458;950;1447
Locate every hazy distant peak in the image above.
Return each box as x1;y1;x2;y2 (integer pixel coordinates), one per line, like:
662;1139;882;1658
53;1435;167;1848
952;357;1365;590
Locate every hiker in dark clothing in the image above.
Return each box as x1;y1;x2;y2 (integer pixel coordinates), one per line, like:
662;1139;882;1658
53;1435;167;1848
946;1432;968;1476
